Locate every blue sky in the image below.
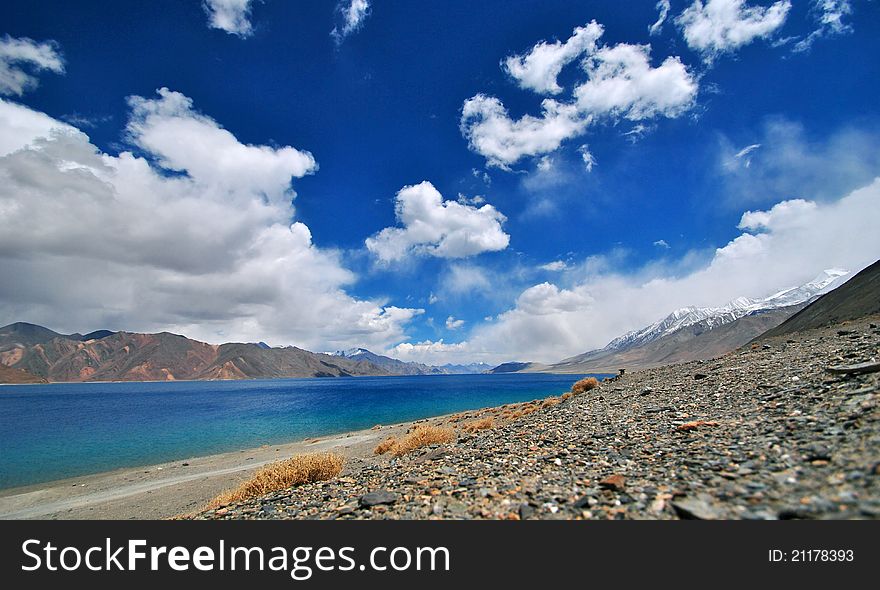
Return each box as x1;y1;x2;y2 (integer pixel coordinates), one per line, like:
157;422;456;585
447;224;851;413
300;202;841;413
1;1;879;363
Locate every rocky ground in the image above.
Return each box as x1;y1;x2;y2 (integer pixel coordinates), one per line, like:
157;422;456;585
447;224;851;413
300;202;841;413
194;315;880;520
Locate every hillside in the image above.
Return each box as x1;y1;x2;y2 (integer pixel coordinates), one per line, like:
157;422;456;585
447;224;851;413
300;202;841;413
0;364;47;384
332;348;445;375
0;324;396;383
758;259;880;340
548;306;802;374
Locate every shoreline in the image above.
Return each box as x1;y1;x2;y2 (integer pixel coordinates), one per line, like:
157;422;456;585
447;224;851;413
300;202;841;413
0;411;462;520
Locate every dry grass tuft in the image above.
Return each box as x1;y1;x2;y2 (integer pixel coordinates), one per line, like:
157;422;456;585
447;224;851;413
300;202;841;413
392;425;455;456
463;416;495;433
542;396;561;409
373;437;398;455
561;391;574;401
571;377;600;395
206;452;343;509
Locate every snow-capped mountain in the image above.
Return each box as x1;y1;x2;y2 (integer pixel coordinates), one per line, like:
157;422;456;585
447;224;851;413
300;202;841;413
604;268;849;352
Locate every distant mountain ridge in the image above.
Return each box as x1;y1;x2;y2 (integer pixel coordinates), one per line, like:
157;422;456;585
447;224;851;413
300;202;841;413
0;324;399;383
489;268;851;375
602;268;848;353
0;322;493;383
332;348;490;375
757;259;880;339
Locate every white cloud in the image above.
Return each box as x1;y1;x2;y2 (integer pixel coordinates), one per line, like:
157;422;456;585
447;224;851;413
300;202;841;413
445;316;465;330
650;1;672;35
540;260;569;272
393;178;880;364
203;0;255;37
461;22;697;168
460;94;587;169
390;339;470;363
127;88;317;204
202;0;254;39
502;21;604;95
676;0;792;61
578;144;597;172
331;0;372;45
0;35;64;96
793;0;853;53
654;239;671;248
574;43;697;121
365;181;510;262
0;94;421;350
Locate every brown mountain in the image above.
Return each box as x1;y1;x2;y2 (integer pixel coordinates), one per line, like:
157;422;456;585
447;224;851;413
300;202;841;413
757;259;880;340
537;305;803;374
0;364;47;384
0;325;396;383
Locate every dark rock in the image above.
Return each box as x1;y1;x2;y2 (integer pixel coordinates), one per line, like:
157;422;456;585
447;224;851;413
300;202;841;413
672;495;722;520
358;490;398;507
694;373;708;380
518;503;536;520
572;495;593;509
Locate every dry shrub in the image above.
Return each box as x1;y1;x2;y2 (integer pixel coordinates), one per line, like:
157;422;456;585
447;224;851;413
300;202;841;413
542;397;561;409
571;377;600;394
373;437;397;455
463;416;495;433
561;392;573;401
392;425;455;457
207;452;343;509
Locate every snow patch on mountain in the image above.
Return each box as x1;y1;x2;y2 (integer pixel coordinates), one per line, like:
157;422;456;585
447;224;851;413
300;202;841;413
604;268;849;351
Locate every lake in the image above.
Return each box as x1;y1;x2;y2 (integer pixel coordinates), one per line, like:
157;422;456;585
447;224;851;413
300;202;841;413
0;373;603;489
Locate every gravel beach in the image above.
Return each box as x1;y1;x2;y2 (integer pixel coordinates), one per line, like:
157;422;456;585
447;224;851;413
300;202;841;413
194;315;880;520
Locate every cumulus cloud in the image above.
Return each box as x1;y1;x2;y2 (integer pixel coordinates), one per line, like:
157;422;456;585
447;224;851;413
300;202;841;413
365;181;510;262
574;43;697;120
0;94;421;350
445;316;465;330
331;0;372;45
127;88;317;204
676;0;792;61
0;35;64;96
653;239;671;248
649;1;672;36
203;0;255;37
461;22;697;168
460;94;587;169
793;0;853;53
502;21;604;95
392;177;880;364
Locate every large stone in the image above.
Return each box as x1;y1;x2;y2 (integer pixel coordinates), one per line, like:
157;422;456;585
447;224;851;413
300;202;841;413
671;495;722;520
358;490;398;507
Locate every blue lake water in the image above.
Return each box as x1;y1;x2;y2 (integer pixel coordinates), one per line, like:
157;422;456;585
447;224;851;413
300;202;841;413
0;373;603;489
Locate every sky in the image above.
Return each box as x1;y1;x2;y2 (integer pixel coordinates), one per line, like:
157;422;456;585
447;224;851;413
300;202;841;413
1;0;879;364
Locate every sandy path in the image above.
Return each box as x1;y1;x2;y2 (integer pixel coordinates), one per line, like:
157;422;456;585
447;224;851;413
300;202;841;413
0;424;414;520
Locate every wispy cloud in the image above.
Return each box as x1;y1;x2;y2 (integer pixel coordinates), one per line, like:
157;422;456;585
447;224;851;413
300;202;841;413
649;1;672;36
0;35;64;96
331;0;372;45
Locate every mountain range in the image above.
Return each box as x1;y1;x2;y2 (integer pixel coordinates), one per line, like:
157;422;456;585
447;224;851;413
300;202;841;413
2;264;875;384
510;268;855;374
0;323;493;384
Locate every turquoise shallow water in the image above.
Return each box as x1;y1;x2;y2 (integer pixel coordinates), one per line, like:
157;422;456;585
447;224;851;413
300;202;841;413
0;373;604;489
